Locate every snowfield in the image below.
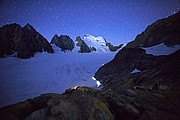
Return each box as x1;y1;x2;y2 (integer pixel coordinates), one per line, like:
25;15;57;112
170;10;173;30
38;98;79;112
0;45;116;108
83;34;110;53
142;43;180;56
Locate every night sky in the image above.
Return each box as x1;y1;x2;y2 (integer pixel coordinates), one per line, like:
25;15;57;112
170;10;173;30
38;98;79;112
0;0;179;45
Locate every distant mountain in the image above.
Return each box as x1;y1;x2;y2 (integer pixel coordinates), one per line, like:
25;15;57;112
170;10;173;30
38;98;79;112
0;23;54;59
75;36;91;53
125;12;180;48
51;34;75;51
51;34;123;53
76;34;123;53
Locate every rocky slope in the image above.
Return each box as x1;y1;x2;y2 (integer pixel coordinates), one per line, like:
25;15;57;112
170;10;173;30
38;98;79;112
75;36;91;53
126;12;180;48
51;34;75;51
93;11;180;119
0;23;54;59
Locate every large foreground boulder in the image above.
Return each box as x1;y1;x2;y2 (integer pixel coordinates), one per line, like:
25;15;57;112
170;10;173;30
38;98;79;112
0;87;115;120
0;23;54;59
1;83;180;120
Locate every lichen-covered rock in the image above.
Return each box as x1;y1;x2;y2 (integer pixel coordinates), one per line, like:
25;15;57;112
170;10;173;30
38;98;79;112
0;23;54;59
51;34;75;51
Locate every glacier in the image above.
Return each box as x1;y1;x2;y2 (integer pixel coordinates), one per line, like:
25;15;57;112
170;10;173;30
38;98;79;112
0;45;116;108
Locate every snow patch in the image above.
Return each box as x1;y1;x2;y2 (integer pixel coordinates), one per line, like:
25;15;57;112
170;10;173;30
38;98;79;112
83;34;110;53
142;43;180;56
130;68;141;74
96;81;101;87
92;76;96;81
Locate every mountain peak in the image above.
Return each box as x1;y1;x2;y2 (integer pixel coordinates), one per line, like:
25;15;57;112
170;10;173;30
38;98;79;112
23;23;35;31
82;34;110;53
83;34;106;43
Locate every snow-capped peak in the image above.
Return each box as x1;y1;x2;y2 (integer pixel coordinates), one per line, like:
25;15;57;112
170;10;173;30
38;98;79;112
83;34;110;53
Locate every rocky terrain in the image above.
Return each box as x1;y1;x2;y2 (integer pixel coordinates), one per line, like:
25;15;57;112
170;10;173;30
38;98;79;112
0;23;121;59
75;36;91;53
0;23;54;59
126;12;180;48
0;12;180;120
51;34;75;51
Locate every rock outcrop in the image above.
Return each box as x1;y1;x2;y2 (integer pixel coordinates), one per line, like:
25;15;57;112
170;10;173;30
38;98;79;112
125;12;180;48
75;36;91;53
106;42;123;52
93;49;180;120
93;11;180;120
51;35;75;51
0;23;54;59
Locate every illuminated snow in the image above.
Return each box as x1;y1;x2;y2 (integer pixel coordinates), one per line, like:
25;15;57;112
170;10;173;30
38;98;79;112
142;43;180;56
92;76;96;80
96;81;101;87
83;34;110;53
130;68;141;74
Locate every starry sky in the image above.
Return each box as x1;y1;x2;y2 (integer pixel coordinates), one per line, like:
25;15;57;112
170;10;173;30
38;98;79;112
0;0;179;45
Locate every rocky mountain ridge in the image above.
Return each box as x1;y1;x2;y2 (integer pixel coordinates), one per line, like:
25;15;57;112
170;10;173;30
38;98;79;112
0;23;122;59
0;23;54;59
125;12;180;48
51;34;123;53
0;24;54;58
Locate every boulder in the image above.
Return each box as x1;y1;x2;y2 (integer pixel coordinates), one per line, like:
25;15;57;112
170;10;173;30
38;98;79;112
0;87;115;120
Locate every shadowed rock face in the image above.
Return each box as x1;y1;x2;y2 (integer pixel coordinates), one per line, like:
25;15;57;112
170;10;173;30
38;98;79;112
0;23;54;59
106;42;123;52
94;47;162;85
51;34;75;51
93;11;180;119
125;12;180;48
76;36;91;53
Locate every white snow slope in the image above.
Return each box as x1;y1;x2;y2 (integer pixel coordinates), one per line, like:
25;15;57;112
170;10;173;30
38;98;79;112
83;34;110;53
0;45;116;108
